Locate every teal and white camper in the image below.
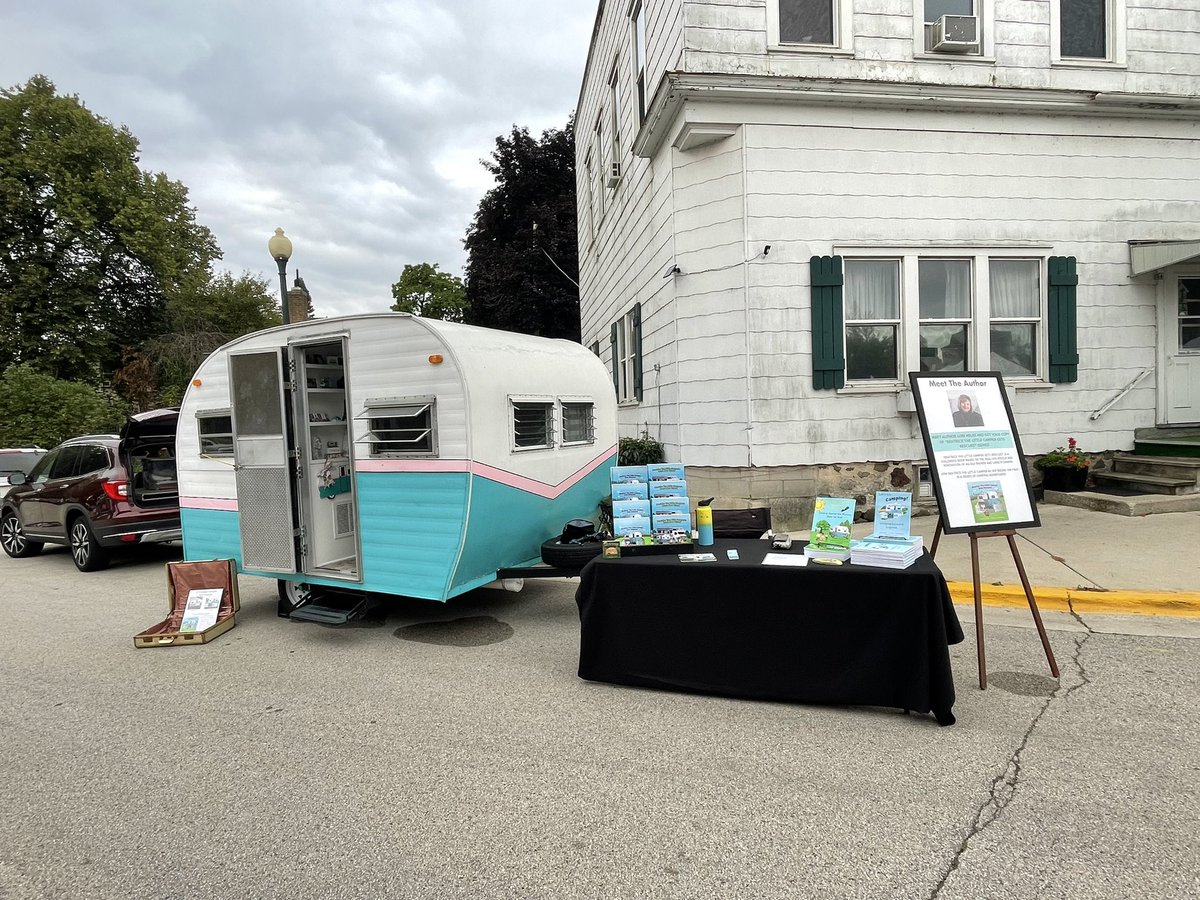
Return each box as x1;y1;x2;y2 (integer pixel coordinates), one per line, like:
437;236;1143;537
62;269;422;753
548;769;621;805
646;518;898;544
177;313;617;616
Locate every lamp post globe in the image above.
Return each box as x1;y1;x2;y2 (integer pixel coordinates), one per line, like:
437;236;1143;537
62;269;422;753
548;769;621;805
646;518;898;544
268;227;293;325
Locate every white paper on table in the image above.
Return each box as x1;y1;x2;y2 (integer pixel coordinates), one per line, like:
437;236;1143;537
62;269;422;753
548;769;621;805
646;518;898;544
180;588;223;632
762;553;808;567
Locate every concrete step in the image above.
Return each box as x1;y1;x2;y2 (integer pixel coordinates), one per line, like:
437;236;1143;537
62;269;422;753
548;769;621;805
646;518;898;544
1112;455;1200;481
1043;489;1200;516
1091;471;1197;495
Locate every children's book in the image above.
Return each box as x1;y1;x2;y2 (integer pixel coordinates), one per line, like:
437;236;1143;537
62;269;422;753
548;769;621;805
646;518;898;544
871;491;913;542
968;480;1008;525
805;497;856;560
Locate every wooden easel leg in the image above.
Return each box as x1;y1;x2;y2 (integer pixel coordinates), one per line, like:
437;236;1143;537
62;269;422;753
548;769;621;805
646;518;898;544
970;533;987;690
1006;534;1060;678
930;516;943;558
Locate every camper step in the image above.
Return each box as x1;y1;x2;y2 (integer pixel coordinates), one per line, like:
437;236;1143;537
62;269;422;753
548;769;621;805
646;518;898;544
287;592;369;625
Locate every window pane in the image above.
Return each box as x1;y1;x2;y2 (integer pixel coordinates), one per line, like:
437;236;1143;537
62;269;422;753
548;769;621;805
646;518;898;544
1180;278;1200;315
846;325;897;380
513;403;553;448
925;0;973;23
990;259;1040;318
230;353;282;435
199;415;234;456
920;324;968;372
1061;0;1106;58
1181;325;1200;351
991;324;1037;375
779;0;834;44
369;404;434;455
845;260;899;319
50;446;83;479
562;403;595;444
79;446;110;474
919;259;971;319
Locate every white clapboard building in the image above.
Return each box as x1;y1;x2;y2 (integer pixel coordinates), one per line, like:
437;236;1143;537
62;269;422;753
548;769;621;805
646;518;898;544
575;0;1200;517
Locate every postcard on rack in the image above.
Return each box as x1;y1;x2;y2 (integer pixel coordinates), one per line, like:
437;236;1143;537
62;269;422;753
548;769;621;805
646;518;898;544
872;491;914;542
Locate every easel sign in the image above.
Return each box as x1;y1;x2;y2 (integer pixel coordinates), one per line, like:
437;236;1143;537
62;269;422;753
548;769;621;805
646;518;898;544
909;371;1057;690
909;372;1039;534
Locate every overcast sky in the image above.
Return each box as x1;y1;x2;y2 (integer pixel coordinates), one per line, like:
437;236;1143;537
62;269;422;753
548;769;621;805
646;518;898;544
1;1;595;317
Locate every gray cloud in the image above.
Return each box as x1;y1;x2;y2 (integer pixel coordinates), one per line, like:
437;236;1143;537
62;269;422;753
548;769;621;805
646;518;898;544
1;0;594;316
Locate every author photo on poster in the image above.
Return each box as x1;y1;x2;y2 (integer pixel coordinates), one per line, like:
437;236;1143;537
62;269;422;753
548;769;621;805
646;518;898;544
951;393;984;428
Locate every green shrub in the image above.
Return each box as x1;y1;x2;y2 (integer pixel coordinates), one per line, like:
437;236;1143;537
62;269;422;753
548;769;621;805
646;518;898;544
618;435;665;466
0;365;129;447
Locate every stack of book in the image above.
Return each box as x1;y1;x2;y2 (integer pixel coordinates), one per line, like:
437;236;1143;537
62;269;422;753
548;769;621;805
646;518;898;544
850;534;924;569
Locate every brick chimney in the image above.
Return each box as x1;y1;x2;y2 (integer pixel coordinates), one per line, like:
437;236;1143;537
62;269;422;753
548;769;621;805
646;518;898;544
287;272;312;322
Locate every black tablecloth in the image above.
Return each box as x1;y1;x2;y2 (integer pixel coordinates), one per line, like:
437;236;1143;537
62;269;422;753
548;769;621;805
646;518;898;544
575;539;964;725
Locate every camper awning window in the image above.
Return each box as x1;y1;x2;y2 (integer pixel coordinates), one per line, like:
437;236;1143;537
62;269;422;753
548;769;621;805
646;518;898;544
560;401;596;445
512;400;555;450
197;410;234;457
360;399;436;457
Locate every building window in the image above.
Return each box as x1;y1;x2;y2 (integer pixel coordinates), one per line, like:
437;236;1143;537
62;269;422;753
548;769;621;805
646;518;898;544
608;62;621;174
1053;0;1125;64
365;399;436;457
583;150;595;245
197;410;234;456
594;115;606;221
512;400;555;450
561;401;596;445
631;0;646;121
769;0;851;51
919;0;984;55
841;251;1049;384
613;308;639;403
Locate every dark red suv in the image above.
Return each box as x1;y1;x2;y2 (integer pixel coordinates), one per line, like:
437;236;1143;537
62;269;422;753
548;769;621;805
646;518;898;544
1;410;180;571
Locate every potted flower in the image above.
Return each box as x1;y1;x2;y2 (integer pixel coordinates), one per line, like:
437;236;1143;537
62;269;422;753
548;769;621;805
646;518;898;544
1035;437;1091;492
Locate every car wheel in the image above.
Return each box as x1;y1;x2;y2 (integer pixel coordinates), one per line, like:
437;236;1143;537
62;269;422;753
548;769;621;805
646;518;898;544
1;510;43;558
540;537;603;569
68;516;110;572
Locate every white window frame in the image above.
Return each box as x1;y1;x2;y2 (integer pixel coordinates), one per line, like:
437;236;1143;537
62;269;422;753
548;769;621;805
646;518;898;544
511;397;556;451
196;409;234;457
559;399;597;446
608;61;622;178
362;397;437;458
594;115;606;222
837;247;1051;388
767;0;854;54
1051;0;1127;67
630;0;647;121
616;310;637;404
583;149;595;247
912;0;995;61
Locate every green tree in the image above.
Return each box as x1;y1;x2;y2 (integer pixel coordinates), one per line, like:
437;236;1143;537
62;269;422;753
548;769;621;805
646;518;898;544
463;118;579;340
0;364;128;447
0;75;219;381
390;263;467;321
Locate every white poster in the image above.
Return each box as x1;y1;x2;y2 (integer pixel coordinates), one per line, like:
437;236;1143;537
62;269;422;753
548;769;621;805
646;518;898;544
910;372;1039;534
180;588;223;633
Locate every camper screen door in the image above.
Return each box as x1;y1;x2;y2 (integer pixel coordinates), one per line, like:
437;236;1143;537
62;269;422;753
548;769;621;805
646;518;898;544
909;372;1039;534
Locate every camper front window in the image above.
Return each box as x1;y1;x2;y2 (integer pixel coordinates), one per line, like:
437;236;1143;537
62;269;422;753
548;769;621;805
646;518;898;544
512;400;555;450
197;411;234;456
365;400;436;457
561;401;595;445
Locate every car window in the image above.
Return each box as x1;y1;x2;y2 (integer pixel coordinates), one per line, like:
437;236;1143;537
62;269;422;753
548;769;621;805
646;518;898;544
77;445;110;475
49;446;84;479
27;450;57;483
0;452;45;473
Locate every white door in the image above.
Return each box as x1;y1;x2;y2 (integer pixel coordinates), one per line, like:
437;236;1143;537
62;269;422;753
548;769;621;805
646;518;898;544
229;349;298;573
1164;274;1200;425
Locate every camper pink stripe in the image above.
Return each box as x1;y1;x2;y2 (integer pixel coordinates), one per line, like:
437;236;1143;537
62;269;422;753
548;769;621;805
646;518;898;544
357;445;616;499
181;497;239;511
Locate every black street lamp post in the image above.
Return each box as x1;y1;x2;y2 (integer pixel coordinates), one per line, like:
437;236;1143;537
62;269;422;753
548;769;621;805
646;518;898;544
268;227;293;325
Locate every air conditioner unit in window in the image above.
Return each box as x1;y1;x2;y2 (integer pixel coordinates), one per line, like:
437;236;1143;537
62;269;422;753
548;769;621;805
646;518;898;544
933;15;979;52
606;160;622;188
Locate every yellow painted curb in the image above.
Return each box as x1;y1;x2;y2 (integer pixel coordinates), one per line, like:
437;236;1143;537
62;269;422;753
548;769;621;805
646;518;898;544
946;582;1200;618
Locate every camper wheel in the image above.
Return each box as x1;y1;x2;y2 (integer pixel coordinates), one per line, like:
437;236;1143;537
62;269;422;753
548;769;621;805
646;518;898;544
277;580;315;618
540;537;603;570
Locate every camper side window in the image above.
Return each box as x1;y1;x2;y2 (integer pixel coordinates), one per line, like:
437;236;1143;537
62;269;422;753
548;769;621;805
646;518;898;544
197;411;234;456
365;400;436;457
512;400;555;450
560;401;595;445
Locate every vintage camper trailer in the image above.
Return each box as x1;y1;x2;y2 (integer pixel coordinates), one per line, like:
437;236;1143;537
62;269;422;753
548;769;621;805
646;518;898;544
177;313;617;618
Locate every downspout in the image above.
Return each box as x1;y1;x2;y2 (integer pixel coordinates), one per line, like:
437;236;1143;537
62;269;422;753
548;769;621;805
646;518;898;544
741;131;754;468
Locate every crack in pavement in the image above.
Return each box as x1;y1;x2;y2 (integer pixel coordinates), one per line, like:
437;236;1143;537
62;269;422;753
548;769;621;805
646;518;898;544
927;609;1094;900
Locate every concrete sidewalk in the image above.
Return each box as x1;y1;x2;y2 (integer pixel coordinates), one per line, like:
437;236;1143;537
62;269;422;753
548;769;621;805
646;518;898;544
855;504;1200;617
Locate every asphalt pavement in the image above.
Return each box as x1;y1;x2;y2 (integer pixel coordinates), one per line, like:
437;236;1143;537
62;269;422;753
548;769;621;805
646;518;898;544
1;505;1198;899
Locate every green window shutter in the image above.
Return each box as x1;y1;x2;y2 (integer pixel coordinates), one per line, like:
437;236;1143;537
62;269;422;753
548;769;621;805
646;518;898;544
632;302;643;402
610;322;620;398
810;255;845;390
1048;256;1079;384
